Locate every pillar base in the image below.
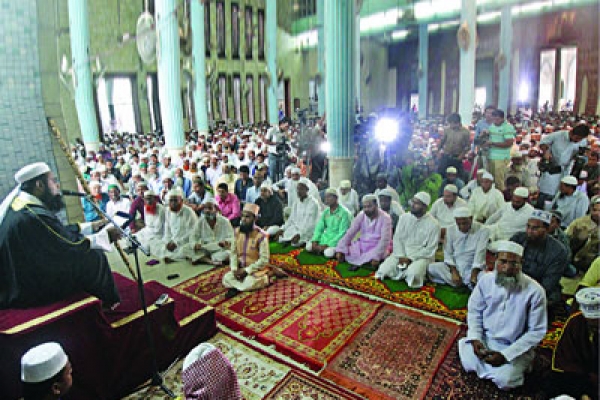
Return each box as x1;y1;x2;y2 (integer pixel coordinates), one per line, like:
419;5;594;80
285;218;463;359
84;141;100;153
328;157;353;188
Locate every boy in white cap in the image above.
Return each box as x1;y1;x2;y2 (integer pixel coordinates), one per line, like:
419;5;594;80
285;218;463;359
551;175;590;228
428;207;490;289
154;188;198;263
0;162;120;309
306;188;352;258
375;192;440;288
459;240;547;390
467;172;505;223
21;342;72;400
337;180;360;216
485;186;534;241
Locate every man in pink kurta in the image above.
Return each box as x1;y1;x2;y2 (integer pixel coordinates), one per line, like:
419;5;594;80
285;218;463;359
216;182;241;226
335;194;392;271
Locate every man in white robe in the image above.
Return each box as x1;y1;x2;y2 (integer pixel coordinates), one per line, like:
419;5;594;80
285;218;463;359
458;241;547;390
337;179;360;216
375;192;440;288
106;184;131;228
134;191;165;255
459;169;487;200
551;176;590;228
428;207;490;288
154;188;198;263
285;168;323;211
429;184;467;239
468;172;505;223
267;178;319;247
485;187;534;241
187;199;233;266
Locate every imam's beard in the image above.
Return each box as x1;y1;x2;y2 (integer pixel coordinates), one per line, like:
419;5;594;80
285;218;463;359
495;271;522;291
41;189;65;213
205;212;216;221
239;222;254;234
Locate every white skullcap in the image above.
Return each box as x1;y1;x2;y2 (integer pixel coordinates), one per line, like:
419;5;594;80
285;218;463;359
143;190;154;197
362;194;377;204
481;172;494;181
297;178;310;188
89;181;102;188
413;191;431;206
260;182;273;193
167;188;184;200
14;162;51;184
453;207;471;218
530;209;551;225
495;240;524;257
576;287;600;319
340;180;351;189
202;197;217;205
21;342;68;383
444;184;458;194
378;188;395;199
325;188;338;196
579;170;588;179
561;176;578;186
291;167;301;174
446;166;457;174
96;165;107;173
477;169;487;176
513;187;529;198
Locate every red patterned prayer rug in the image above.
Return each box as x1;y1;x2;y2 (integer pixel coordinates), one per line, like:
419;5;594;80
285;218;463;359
264;370;364;400
259;289;380;370
322;305;460;400
425;327;551;399
173;268;228;306
216;277;323;335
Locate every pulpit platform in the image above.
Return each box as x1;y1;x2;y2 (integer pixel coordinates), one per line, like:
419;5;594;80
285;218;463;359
0;273;216;400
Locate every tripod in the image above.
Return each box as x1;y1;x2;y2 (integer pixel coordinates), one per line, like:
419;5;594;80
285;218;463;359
85;198;175;398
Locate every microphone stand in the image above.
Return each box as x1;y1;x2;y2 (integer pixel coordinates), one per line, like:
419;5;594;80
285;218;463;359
83;195;175;398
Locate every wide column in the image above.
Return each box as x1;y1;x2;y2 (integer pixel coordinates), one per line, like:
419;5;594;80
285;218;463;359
156;0;185;156
497;5;512;111
266;0;278;124
418;24;428;120
355;14;361;112
325;0;355;187
317;0;325;116
68;0;100;152
191;0;209;135
458;0;477;126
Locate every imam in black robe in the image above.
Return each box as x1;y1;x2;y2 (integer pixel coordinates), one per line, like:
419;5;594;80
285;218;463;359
0;195;120;309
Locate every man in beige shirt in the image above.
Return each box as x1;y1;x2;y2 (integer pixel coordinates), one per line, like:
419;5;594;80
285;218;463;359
439;113;471;178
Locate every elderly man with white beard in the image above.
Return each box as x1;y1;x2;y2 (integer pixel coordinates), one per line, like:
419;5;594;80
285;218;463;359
134;191;165;255
458;241;547;390
337;180;360;216
428;207;490;288
375;192;440;288
187;199;233;266
154;188;198;263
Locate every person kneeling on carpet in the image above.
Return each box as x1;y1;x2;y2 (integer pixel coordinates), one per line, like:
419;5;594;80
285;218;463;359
458;241;547;390
306;188;352;258
21;342;73;400
182;343;241;400
222;203;287;298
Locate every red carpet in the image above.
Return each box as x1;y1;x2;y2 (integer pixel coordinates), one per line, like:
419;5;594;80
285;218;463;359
259;288;380;370
173;267;229;306
216;277;323;335
322;305;460;400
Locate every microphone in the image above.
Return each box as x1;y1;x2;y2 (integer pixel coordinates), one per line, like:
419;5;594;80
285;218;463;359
61;190;88;197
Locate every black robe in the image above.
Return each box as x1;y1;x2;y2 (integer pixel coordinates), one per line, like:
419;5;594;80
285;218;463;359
0;196;120;309
255;195;284;228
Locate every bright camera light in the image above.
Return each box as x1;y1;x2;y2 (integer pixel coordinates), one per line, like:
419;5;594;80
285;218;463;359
519;82;530;102
374;118;399;143
320;141;331;153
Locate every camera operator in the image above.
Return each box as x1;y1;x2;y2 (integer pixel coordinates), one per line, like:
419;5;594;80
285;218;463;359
539;123;589;179
265;118;291;182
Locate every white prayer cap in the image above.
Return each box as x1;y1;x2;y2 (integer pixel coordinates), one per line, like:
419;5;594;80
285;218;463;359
340;180;351;189
21;342;68;383
291;167;301;175
202;197;217;205
513;187;529;198
561;176;578;186
453;207;471;218
89;181;102;188
495;240;524;257
580;170;588;179
362;194;377;204
143;190;154;197
444;184;458;194
325;188;338;196
378;188;395;199
260;182;273;193
446;166;457;174
14;162;51;184
530;209;551;225
413;191;431;207
481;172;494;181
167;188;184;200
297;178;310;189
576;287;600;319
96;165;107;173
477;169;487;176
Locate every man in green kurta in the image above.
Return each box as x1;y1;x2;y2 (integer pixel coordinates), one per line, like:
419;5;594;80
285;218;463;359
398;159;442;210
306;188;352;258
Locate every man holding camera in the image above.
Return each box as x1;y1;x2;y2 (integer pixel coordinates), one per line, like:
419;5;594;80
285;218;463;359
265;118;291;182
